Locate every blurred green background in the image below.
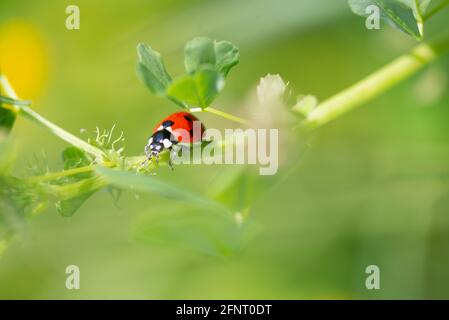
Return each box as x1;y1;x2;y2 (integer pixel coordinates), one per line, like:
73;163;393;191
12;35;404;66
1;0;449;299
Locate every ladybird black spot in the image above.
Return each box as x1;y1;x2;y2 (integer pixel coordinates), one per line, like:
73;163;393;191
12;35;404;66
184;115;193;122
162;120;174;128
189;129;194;137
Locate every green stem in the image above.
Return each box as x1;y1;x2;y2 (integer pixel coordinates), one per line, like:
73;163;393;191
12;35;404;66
28;165;96;183
303;34;449;129
0;95;31;106
0;76;106;159
47;176;108;200
203;107;252;126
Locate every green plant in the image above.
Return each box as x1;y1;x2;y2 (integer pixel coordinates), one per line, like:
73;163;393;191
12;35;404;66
0;0;448;257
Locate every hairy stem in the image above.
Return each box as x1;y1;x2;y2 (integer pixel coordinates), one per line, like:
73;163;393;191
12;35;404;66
303;34;449;129
0;76;106;159
28;165;96;183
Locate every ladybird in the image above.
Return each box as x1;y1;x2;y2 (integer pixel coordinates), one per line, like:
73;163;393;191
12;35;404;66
144;111;205;168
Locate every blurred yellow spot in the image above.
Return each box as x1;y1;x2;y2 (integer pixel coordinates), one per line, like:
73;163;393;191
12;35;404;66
0;21;48;99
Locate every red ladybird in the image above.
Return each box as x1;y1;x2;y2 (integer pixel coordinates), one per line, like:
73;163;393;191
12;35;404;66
144;111;205;167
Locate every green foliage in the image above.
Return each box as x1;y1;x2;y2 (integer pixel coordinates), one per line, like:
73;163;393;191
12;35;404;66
137;37;239;109
54;147;95;217
136;43;172;96
96;167;229;214
62;147;93;171
0;96;17;134
184;37;216;74
133;209;254;256
184;37;240;76
348;0;435;40
166;68;224;109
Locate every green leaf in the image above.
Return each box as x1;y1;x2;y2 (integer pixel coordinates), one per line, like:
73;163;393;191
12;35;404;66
166;68;224;109
134;209;256;256
55;193;93;217
184;37;216;74
400;0;432;35
348;0;423;40
96;167;229;214
62;146;92;170
184;37;240;77
214;40;240;77
136;43;172;96
401;0;432;17
55;147;95;217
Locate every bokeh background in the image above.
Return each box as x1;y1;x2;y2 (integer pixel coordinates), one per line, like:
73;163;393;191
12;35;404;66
1;0;449;299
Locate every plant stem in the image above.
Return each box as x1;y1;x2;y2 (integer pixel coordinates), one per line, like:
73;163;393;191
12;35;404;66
28;165;95;183
0;76;106;159
303;34;449;129
0;95;31;106
47;176;108;200
20;106;107;159
203;107;252;126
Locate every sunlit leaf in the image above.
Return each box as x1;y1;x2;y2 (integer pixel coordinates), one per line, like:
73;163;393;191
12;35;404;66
62;146;92;171
166;68;224;109
348;0;423;40
184;37;216;74
55;147;95;217
214;40;240;77
136;43;172;96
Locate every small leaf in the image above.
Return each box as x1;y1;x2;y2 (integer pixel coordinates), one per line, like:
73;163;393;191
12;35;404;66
184;37;240;77
166;68;224;109
214;40;240;77
348;0;422;40
184;37;216;74
62;146;92;170
55;193;94;217
400;0;432;35
292;95;318;117
96;167;229;214
136;43;172;96
55;147;95;217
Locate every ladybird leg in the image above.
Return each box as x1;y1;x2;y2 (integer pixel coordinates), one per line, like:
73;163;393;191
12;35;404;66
168;148;175;171
141;145;151;167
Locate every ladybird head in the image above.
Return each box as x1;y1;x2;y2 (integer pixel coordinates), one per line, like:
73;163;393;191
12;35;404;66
145;128;175;161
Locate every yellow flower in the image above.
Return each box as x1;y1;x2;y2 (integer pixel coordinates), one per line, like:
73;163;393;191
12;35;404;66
0;20;48;99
